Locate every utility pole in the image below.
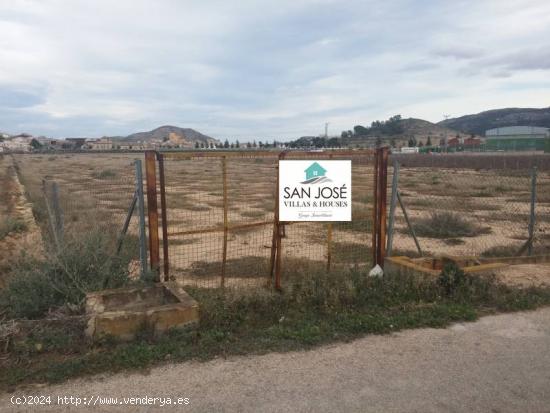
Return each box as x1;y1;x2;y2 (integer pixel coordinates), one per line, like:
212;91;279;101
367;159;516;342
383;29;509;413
443;114;450;152
325;122;329;139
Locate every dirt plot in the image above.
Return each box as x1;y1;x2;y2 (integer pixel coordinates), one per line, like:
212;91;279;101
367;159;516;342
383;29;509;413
8;153;550;289
392;167;550;258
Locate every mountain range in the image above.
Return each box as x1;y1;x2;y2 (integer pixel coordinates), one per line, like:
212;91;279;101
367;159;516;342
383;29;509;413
439;107;550;135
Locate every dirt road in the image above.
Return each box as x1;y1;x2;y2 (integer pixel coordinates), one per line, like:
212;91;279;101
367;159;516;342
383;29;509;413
3;308;550;412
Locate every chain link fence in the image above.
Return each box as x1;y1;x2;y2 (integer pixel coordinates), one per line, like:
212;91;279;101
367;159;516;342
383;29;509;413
12;154;145;276
388;162;550;259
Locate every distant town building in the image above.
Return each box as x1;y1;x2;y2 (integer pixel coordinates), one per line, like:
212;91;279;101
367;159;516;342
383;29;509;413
86;138;114;150
0;136;31;152
485;126;549;151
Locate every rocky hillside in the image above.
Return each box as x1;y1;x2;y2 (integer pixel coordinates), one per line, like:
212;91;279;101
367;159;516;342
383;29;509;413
122;125;220;146
438;107;550;135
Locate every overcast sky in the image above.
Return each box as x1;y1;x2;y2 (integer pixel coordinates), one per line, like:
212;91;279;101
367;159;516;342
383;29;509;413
1;0;549;140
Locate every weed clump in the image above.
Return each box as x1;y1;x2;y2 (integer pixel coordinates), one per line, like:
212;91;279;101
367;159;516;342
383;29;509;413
0;218;27;240
92;169;116;180
413;211;490;238
1;231;131;319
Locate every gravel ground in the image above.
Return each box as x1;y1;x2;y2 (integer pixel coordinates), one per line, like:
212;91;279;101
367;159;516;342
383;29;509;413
3;308;550;413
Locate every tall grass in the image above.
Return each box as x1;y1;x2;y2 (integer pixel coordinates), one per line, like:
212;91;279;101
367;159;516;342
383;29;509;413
1;230;132;319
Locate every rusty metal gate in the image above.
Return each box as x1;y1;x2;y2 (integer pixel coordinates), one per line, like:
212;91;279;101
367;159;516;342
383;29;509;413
144;148;388;289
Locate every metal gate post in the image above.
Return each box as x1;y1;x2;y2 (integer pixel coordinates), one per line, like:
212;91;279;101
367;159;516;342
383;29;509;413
134;159;148;279
145;150;160;280
221;156;228;288
372;149;380;266
157;152;169;280
372;147;389;268
528;166;538;256
378;147;389;267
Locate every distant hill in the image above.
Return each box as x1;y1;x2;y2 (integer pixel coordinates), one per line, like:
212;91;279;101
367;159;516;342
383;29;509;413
399;118;458;138
438;107;550;135
341;117;461;148
121;125;220;146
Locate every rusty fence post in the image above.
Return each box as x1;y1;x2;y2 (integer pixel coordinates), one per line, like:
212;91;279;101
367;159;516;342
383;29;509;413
145;150;160;280
372;147;389;268
270;151;285;290
157;152;170;280
372;149;380;266
378;147;389;267
221;156;228;288
327;153;334;272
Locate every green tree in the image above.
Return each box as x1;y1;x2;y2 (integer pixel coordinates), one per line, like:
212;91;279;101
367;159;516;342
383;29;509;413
426;136;432;146
223;139;229;148
194;141;199;149
30;138;42;150
353;125;369;136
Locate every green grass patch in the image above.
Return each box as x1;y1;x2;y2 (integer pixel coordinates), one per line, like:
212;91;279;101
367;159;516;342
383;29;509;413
3;266;550;390
91;169;117;180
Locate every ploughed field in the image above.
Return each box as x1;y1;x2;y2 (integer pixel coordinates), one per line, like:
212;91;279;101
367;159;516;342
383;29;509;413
8;153;550;288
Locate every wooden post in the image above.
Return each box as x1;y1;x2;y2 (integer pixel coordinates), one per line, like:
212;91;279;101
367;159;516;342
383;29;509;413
158;153;169;280
145;151;160;280
221;156;228;287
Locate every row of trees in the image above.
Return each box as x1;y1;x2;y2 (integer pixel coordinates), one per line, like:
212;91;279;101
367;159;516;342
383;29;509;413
194;140;285;149
341;114;404;138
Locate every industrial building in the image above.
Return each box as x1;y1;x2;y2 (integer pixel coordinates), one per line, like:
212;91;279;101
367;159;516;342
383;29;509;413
485;126;550;151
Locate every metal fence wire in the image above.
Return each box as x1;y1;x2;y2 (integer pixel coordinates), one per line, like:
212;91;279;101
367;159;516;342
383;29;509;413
156;150;377;289
388;164;550;259
12;154;144;277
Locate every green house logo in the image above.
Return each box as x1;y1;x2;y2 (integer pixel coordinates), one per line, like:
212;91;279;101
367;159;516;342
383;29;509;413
301;162;332;184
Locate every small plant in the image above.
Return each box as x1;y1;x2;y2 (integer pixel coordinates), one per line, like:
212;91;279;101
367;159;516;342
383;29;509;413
1;231;131;319
438;261;468;296
0;218;27;240
92;169;116;179
412;211;490;238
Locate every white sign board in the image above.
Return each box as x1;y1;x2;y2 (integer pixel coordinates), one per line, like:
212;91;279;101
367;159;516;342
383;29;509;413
279;160;352;221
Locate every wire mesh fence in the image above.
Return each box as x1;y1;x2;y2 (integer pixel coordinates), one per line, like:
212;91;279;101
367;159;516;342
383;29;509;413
160;151;377;289
389;164;550;259
11;154;144;276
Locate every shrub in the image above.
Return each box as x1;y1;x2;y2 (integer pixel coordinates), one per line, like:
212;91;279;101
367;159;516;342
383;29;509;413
413;211;490;238
1;231;131;319
0;218;27;240
438;261;468;296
